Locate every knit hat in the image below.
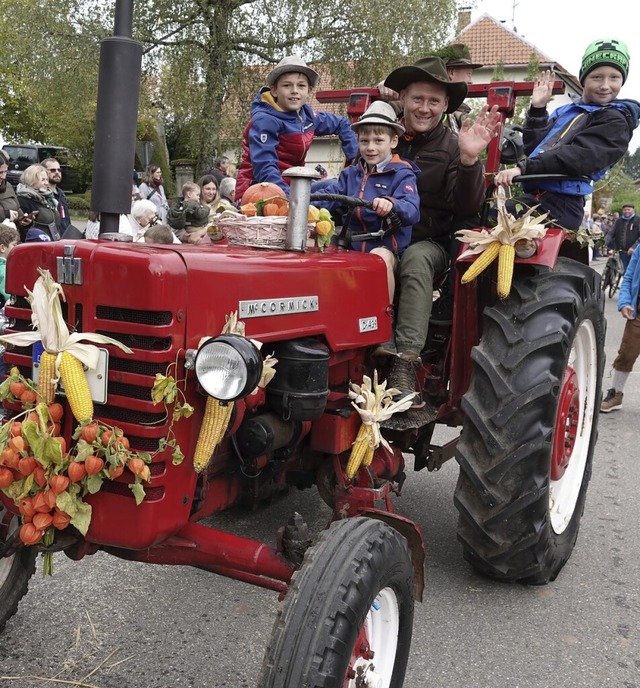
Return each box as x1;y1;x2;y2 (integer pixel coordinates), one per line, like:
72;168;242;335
266;56;319;89
579;39;630;84
351;101;405;136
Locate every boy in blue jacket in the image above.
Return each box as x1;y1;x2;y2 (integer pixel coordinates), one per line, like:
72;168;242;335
236;55;358;199
318;101;420;305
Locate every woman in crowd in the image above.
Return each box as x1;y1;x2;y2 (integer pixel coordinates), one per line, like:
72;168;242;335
197;174;224;241
122;199;160;241
16;164;62;242
198;175;221;213
0;151;22;225
139;165;169;223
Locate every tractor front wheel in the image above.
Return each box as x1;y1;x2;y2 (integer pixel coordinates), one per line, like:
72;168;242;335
454;258;604;584
0;504;36;631
259;517;414;688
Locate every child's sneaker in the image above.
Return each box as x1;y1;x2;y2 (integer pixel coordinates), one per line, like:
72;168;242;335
600;388;623;413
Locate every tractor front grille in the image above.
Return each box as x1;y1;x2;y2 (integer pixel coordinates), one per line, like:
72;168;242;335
4;295;186;504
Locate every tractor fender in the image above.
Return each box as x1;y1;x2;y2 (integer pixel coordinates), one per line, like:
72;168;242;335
356;507;425;602
457;228;583;271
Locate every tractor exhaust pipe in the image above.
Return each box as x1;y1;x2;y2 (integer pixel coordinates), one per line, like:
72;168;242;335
283;167;321;252
92;0;143;235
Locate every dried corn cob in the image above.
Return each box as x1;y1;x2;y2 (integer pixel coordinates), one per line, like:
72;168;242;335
37;351;58;404
346;423;375;478
59;351;93;422
497;243;516;299
193;397;234;473
460;241;501;284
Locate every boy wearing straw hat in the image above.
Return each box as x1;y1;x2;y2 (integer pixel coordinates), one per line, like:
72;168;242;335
317;101;420;305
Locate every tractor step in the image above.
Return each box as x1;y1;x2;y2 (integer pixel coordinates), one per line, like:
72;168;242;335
381;400;439;430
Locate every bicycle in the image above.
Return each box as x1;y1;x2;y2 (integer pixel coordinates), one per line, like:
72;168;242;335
601;250;624;298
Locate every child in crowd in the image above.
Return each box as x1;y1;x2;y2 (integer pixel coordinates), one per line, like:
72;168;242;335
317;101;420;305
0;223;19;304
143;224;176;244
235;55;359;198
167;182;210;235
494;39;640;230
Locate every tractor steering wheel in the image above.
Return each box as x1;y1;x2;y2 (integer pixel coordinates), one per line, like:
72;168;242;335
309;193;402;245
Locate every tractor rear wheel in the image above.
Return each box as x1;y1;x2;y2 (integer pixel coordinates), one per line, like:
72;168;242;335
454;258;604;584
0;504;36;631
259;517;414;687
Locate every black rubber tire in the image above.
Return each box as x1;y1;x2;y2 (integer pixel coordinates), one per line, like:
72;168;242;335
454;258;604;584
601;263;613;297
609;272;621;299
259;517;414;687
0;506;36;632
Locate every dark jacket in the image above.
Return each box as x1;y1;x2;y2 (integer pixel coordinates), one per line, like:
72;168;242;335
519;99;640;192
16;185;62;242
317;155;420;255
507;98;640;231
236;87;359;198
53;187;71;231
607;213;640;252
393;120;485;245
0;181;22;223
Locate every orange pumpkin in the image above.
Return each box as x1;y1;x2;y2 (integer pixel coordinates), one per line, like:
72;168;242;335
241;182;286;206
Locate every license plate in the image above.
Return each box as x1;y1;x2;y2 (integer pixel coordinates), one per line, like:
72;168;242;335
32;341;109;405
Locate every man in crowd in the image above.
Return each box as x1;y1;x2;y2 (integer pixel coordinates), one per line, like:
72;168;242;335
607;203;640;270
208;155;231;184
42;158;71;232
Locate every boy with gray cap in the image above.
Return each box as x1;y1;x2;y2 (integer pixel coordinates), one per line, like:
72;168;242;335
236;55;358;198
316;101;420;304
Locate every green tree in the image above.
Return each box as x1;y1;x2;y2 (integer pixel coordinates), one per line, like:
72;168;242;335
621;149;640;180
134;0;458;173
0;0;458;178
593;162;640;211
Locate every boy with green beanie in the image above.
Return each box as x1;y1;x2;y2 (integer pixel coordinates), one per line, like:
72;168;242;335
493;39;640;231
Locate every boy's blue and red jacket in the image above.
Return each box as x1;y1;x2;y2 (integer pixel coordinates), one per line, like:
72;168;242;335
236;88;358;198
317;155;420;255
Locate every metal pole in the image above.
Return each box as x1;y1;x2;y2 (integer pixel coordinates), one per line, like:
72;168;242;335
92;0;142;235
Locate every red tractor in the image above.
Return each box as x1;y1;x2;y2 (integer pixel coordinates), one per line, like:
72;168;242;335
0;81;603;687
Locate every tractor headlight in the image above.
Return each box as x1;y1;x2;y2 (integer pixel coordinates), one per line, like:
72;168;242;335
195;334;263;401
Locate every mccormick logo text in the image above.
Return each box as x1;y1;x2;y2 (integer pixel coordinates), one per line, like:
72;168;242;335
239;296;319;318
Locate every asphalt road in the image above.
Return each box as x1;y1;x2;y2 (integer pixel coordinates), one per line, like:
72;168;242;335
1;256;639;688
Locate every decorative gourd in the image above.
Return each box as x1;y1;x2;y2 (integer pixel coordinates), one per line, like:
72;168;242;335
240;202;257;217
241;182;286;206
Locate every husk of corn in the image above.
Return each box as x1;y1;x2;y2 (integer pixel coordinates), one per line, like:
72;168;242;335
346;371;414;479
456;187;549;297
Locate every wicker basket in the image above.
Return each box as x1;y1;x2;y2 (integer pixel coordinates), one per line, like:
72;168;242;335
216;210;289;248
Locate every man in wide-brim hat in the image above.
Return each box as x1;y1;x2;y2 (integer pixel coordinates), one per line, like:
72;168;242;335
377;56;500;407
